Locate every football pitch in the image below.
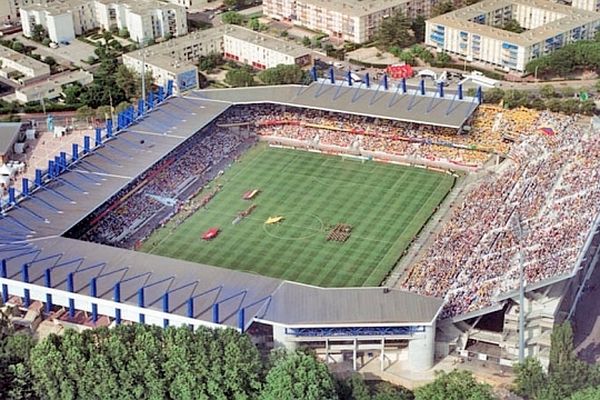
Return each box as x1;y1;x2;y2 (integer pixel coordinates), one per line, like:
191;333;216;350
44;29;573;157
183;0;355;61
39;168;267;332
140;145;455;287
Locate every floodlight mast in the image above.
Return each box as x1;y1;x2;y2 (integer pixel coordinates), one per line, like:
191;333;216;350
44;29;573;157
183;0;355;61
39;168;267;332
511;212;526;363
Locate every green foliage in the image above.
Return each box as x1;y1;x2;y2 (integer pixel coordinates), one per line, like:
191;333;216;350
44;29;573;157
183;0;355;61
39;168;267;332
569;386;600;400
411;16;426;43
118;27;130;38
11;41;24;53
433;51;451;65
76;105;96;121
302;36;312;47
258;64;308;85
223;0;244;9
225;68;255;87
44;56;57;66
414;370;496;400
221;11;244;25
502;89;529;108
198;52;225;71
376;11;413;50
482;88;504;104
41;38;51;47
261;350;338;400
514;357;548;399
30;325;263;400
525;40;600;77
115;64;153;100
31;24;47;42
431;1;455;17
248;17;261;31
540;84;557;99
372;382;414;400
501;19;525;34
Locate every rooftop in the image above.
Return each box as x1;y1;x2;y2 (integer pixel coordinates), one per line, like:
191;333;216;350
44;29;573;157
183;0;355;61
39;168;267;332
15;70;93;99
223;25;311;58
427;0;600;46
0;122;23;156
287;0;413;17
0;46;50;77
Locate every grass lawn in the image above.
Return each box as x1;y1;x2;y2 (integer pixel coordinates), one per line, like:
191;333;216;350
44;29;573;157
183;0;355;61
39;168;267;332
140;145;455;287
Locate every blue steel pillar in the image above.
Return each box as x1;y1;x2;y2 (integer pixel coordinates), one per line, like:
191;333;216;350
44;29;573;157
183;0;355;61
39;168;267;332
22;178;29;197
212;303;219;323
365;73;370;88
383;74;389;90
95;128;102;147
438;81;444;98
91;303;98;323
328;67;335;84
477;86;483;104
419;79;425;95
8;188;15;205
346;70;352;86
166;80;174;97
458;83;464;100
187;298;194;318
72;143;79;161
35;169;42;187
83;136;91;154
238;308;245;332
106;119;113;138
310;65;317;82
115;308;121;324
401;78;407;93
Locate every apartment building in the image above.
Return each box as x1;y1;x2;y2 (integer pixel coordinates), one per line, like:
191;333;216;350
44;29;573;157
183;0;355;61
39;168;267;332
123;25;311;93
0;44;50;84
425;0;600;72
20;0;187;44
263;0;432;44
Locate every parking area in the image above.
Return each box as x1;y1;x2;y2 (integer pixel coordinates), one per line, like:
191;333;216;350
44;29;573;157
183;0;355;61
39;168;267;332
14;34;97;68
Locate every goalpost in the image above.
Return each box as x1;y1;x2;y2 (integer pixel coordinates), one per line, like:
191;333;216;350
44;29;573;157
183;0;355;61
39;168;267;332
341;154;370;163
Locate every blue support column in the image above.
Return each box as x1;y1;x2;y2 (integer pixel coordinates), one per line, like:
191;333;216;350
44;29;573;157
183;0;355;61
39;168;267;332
1;259;6;278
95;128;102;147
67;272;74;293
23;288;30;307
45;293;52;313
163;319;169;328
44;268;51;287
106;119;113;137
148;92;154;110
383;74;389;90
35;169;42;187
477;86;483;104
83;136;91;154
1;284;7;303
328;67;335;84
8;188;15;205
115;308;121;324
89;277;97;297
22;178;29;197
365;73;370;88
72;143;79;161
158;86;165;103
113;282;121;302
346;70;352;86
60;152;67;169
310;65;317;81
138;288;145;308
438;82;445;98
54;156;61;174
187;298;194;318
162;292;169;313
139;313;145;324
238;308;245;332
458;83;464;100
212;303;219;323
401;78;407;93
21;263;29;283
166;80;174;97
137;99;144;117
419;79;425;95
68;298;75;318
47;160;54;179
91;303;98;323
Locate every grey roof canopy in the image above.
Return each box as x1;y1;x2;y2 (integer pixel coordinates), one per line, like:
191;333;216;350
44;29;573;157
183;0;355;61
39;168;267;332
190;83;479;129
0;91;444;328
0;122;22;156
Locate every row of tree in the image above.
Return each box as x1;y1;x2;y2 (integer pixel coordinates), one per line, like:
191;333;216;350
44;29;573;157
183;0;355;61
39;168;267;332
525;33;600;77
514;323;600;400
224;64;309;87
473;87;596;115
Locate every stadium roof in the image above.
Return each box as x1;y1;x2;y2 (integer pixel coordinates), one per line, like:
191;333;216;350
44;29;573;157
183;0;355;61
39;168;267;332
188;83;479;129
1;237;443;327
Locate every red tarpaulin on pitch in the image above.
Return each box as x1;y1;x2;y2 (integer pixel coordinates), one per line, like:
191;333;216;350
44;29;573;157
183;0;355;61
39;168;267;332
540;127;555;136
386;64;414;79
202;227;220;240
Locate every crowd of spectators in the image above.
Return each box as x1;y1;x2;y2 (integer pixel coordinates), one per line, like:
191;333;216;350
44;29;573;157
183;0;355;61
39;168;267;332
218;104;545;166
402;112;600;317
81;127;245;245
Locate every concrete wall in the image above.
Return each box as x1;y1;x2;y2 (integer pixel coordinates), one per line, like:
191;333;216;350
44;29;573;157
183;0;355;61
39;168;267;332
407;323;436;371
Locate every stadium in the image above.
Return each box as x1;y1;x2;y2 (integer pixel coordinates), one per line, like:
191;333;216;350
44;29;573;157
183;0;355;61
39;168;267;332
0;72;598;375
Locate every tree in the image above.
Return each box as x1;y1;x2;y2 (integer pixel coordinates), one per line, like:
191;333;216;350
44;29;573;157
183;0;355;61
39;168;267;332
302;36;312;47
198;52;224;71
44;56;57;66
431;1;455;17
514;357;548;399
221;11;243;25
414;370;496;400
76;105;96;122
42;38;51;47
259;64;308;85
115;101;130;114
115;65;152;100
595;80;600;92
540;84;557;99
11;41;24;53
372;382;414;400
483;88;504;104
31;24;47;42
376;11;413;50
118;27;130;38
261;351;338;400
434;51;451;65
560;86;576;98
502;89;528;108
248;17;260;31
96;105;112;120
502;19;525;34
411;16;426;43
570;386;600;400
225;68;255;87
223;0;244;9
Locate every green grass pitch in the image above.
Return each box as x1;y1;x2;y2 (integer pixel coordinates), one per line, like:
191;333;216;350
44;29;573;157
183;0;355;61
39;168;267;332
140;145;455;287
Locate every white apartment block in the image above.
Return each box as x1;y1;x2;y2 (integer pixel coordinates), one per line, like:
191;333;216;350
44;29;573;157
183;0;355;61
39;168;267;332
425;0;600;72
571;0;600;12
0;44;50;84
20;0;187;44
123;25;312;93
263;0;432;44
0;0;52;23
15;69;93;102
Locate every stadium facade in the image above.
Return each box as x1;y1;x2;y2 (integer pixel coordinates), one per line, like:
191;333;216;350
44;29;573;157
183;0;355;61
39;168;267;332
1;75;598;372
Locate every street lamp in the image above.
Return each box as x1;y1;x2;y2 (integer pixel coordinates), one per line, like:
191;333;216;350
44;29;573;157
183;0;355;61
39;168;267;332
511;212;526;363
